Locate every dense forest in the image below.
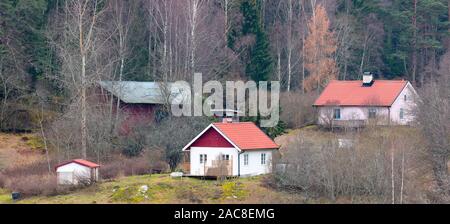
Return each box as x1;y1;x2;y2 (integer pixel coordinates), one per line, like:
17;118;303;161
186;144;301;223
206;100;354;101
1;0;450;116
1;0;450;150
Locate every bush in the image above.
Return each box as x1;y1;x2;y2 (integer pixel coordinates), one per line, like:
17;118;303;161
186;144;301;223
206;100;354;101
121;139;144;157
100;153;169;180
280;92;317;129
0;160;61;197
4;174;58;196
273;127;424;202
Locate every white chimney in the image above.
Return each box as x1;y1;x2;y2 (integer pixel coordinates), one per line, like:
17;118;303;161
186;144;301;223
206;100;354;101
362;72;374;86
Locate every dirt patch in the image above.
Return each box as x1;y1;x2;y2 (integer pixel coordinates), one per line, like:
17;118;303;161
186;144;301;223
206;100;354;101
0;133;43;170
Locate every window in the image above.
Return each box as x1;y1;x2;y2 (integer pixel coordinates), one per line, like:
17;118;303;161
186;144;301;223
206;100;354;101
369;108;377;119
261;153;266;165
200;154;207;164
221;154;230;161
404;94;407;102
243;154;249;166
333;108;341;119
400;108;404;119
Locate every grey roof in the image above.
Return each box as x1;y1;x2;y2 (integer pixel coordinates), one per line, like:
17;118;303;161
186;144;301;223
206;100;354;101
98;81;189;104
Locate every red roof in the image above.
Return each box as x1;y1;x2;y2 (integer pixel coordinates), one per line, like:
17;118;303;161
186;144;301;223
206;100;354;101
313;80;408;107
212;122;279;150
55;159;100;169
183;122;279;151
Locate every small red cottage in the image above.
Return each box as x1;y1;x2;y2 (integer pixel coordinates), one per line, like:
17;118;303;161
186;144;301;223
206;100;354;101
55;159;100;185
97;81;188;134
182;121;279;177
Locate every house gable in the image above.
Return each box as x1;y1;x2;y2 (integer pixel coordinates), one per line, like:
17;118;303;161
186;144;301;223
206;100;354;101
182;124;240;151
389;82;418;124
191;128;234;148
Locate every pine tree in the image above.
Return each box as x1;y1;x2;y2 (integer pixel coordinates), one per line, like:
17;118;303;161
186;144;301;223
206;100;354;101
246;30;273;82
242;0;273;82
241;0;260;35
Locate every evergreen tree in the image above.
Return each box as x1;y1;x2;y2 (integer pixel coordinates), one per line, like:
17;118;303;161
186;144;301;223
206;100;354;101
242;0;273;82
246;30;273;82
228;0;273;82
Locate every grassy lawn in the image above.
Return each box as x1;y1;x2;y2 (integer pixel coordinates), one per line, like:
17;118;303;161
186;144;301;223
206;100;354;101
0;188;12;204
4;174;304;204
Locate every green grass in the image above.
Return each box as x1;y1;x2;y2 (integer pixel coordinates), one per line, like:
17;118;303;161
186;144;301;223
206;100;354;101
0;189;12;204
24;135;45;151
11;174;304;204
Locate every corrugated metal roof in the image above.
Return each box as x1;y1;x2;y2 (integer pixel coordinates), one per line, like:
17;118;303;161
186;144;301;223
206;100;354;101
98;81;189;104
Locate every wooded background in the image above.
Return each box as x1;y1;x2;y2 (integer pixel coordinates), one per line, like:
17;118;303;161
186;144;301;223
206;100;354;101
2;0;449;108
1;0;449;201
2;0;450;158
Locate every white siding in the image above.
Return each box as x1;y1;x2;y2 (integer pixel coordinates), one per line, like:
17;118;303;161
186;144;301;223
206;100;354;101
56;163;94;185
318;106;389;125
189;147;274;176
390;83;417;124
239;150;274;176
317;82;417;126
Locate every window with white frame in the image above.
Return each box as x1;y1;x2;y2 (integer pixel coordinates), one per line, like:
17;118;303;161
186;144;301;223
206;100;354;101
261;153;266;165
200;154;207;164
221;154;230;161
243;154;249;166
404;94;407;101
399;108;404;119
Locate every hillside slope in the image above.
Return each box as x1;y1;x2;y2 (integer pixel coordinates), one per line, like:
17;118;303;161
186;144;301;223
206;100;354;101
0;133;43;170
1;174;306;204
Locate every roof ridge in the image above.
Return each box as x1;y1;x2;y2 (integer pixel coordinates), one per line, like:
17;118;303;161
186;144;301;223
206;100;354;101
314;79;409;106
330;80;407;82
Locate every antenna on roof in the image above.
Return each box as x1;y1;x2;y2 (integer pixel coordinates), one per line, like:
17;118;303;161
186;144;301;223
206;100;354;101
211;109;242;123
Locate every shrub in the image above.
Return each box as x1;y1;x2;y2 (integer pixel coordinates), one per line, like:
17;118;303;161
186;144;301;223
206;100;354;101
121;139;144;157
100;153;168;180
274;127;425;203
4;174;58;196
0;160;62;197
280;92;317;128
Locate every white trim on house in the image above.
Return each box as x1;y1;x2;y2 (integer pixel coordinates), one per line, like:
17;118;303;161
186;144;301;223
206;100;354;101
188;147;274;176
316;81;419;126
181;124;242;152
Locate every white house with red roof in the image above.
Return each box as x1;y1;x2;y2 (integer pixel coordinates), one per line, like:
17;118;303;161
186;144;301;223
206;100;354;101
182;121;279;177
55;159;100;185
313;74;418;127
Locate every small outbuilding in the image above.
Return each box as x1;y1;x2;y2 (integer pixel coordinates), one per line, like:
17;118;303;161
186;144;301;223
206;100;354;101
55;159;100;185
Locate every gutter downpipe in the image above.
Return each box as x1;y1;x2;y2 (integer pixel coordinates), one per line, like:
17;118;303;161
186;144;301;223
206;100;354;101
238;151;244;177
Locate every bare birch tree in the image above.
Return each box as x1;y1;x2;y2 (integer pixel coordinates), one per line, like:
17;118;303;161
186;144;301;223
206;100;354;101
48;0;110;159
